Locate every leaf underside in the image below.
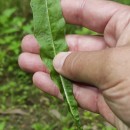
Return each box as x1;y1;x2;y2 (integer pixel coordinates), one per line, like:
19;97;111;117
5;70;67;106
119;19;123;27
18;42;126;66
31;0;82;129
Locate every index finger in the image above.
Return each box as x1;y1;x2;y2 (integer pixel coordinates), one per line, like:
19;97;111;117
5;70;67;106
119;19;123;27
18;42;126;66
61;0;126;33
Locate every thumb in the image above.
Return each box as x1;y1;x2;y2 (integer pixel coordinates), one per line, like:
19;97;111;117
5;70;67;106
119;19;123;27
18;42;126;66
53;50;109;87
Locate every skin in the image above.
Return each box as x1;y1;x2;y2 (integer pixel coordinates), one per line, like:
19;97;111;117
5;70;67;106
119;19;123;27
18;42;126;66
18;0;130;129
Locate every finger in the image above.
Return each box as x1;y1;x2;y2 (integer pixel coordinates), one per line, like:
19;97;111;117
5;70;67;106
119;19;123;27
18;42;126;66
32;71;115;125
21;34;107;53
67;35;107;51
33;71;63;99
53;49;111;89
73;84;115;125
18;52;48;73
61;0;126;33
20;35;107;73
21;34;40;54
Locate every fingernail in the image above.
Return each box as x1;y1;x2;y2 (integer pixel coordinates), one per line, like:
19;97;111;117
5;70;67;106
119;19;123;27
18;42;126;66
73;84;79;95
53;52;71;72
58;93;63;100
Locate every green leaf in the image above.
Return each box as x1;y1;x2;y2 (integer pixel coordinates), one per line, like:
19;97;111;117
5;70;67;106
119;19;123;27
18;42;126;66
0;122;5;130
30;0;82;129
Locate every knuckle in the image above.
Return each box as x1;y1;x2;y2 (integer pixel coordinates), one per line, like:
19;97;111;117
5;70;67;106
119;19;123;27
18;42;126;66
77;0;87;24
64;53;82;80
100;47;130;89
97;49;115;85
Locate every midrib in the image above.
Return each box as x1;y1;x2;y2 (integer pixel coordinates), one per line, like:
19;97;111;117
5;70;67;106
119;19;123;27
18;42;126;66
60;75;75;116
46;0;74;117
46;0;56;56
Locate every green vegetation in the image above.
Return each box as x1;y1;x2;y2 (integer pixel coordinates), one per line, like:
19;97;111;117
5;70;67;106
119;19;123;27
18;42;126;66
0;0;129;130
31;0;81;129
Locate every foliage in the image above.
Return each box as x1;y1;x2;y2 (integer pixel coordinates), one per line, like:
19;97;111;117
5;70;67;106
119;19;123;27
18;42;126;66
114;0;130;5
31;0;82;129
0;6;108;130
0;122;5;130
0;7;33;108
0;0;31;17
0;0;130;130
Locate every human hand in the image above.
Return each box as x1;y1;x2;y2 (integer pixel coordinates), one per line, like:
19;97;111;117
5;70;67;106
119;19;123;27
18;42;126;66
19;0;130;129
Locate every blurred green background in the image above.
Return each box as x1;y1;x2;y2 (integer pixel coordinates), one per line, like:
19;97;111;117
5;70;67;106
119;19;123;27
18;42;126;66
0;0;129;130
